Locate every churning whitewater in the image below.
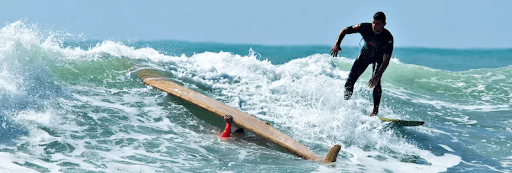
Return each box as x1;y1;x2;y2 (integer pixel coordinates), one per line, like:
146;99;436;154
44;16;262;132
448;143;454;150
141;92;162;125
1;21;511;172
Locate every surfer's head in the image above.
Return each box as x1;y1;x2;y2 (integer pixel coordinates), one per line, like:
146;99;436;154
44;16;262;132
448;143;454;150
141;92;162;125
372;11;386;34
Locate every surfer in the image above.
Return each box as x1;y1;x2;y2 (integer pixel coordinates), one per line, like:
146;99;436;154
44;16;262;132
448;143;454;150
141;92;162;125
220;115;244;137
329;11;394;117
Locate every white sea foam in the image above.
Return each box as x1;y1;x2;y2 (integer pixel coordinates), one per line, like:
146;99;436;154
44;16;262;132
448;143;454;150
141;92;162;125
502;156;512;170
0;66;22;94
72;93;139;115
443;114;478;125
0;152;43;173
438;144;455;152
165;49;462;171
0;22;32;95
12;110;56;131
6;20;506;172
316;146;461;173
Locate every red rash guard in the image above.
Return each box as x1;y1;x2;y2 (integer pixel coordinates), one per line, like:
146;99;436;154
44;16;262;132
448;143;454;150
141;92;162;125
220;123;231;137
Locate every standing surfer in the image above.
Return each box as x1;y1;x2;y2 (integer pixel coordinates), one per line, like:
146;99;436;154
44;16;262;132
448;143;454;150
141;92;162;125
329;11;394;116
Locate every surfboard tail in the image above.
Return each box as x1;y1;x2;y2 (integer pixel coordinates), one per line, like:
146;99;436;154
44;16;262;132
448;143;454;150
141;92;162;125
323;144;341;163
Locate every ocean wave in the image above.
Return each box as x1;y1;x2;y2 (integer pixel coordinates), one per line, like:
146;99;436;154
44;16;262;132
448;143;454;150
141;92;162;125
2;21;511;172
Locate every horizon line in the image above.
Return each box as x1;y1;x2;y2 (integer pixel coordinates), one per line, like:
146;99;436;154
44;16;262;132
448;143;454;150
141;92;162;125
63;39;512;50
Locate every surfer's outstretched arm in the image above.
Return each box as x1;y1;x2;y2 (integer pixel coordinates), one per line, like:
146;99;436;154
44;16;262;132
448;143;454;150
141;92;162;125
330;27;350;57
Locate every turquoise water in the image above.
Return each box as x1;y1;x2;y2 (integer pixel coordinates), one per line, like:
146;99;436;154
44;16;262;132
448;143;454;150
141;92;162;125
1;21;511;172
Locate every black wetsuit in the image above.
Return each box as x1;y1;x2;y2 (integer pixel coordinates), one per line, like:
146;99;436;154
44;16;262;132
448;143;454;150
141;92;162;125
345;23;393;108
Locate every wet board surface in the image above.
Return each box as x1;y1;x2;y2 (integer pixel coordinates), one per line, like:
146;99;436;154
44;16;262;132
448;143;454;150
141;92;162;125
379;117;425;126
137;69;340;163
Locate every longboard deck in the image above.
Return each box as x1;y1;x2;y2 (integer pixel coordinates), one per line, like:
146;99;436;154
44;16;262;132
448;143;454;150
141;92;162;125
137;69;340;163
379;117;425;126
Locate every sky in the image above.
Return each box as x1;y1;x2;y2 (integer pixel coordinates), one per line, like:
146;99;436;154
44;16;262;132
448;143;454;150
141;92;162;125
1;0;510;48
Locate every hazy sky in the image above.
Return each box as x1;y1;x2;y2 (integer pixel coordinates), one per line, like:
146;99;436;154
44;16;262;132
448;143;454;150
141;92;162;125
1;0;510;48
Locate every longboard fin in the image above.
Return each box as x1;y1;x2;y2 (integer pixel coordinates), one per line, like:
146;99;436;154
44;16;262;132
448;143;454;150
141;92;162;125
322;144;341;163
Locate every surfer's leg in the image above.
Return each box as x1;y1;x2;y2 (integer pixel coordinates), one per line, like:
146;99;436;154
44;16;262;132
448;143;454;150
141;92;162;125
371;63;382;116
371;80;382;116
345;54;370;100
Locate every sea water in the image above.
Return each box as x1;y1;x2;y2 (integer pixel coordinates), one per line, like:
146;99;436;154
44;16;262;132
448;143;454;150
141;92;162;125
1;21;511;172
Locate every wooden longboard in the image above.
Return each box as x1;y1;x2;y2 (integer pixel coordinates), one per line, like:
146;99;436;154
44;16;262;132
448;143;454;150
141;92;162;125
137;69;340;163
379;117;425;126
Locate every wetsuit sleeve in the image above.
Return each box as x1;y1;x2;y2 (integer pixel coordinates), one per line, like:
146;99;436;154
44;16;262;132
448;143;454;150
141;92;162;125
345;23;362;34
383;35;394;55
220;123;231;137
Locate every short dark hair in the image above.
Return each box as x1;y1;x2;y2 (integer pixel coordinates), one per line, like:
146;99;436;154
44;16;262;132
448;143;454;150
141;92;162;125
373;11;386;23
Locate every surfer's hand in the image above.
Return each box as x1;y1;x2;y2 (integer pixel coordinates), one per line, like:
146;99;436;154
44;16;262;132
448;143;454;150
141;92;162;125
329;45;342;57
368;76;381;89
224;115;233;124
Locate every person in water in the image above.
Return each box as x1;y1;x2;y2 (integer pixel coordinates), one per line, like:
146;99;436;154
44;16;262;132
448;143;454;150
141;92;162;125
220;115;234;137
220;115;244;137
329;11;394;117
